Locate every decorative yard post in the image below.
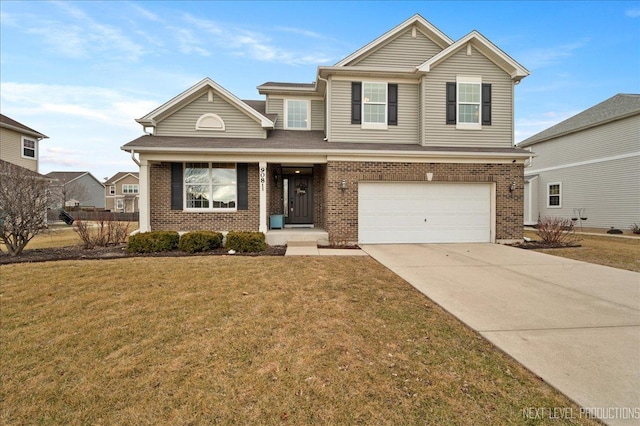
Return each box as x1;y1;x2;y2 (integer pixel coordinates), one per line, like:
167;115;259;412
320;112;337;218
259;161;267;233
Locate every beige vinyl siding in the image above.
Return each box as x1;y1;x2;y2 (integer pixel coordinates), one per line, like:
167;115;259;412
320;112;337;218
266;97;325;131
311;99;325;131
525;115;640;170
329;80;419;144
116;175;139;196
351;28;443;68
156;93;266;138
534;156;640;229
0;128;38;171
422;46;513;148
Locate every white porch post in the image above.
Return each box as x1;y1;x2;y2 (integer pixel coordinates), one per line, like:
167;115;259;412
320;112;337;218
259;161;267;233
138;159;151;232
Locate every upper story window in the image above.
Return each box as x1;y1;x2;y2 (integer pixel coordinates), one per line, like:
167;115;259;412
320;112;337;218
122;184;139;194
21;137;36;159
285;100;309;130
351;82;397;129
363;82;387;128
446;77;491;129
184;162;236;210
109;185;115;195
547;182;562;208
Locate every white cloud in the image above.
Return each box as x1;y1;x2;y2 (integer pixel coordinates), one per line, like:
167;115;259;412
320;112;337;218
626;8;640;18
519;40;589;70
170;26;211;56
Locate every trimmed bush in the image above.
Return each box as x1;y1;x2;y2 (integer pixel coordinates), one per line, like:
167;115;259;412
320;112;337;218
126;231;180;253
225;231;267;253
178;231;223;253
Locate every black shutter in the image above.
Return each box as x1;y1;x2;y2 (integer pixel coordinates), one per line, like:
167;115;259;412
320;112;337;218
237;163;248;210
482;83;492;125
351;82;361;124
170;162;183;210
446;82;456;125
388;83;398;126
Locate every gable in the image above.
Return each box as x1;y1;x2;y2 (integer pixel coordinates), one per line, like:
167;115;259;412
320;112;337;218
350;27;444;68
155;90;266;139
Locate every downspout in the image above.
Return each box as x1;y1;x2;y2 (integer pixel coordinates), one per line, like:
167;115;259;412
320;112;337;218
317;74;329;140
130;150;140;166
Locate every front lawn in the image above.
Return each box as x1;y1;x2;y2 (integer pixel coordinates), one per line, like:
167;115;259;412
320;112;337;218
524;230;640;272
1;257;596;425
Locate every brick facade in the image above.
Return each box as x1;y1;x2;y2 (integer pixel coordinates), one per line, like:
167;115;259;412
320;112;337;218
151;160;523;244
324;161;524;245
149;162;259;232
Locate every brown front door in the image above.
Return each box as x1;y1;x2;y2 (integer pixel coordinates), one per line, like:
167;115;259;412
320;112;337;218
287;175;313;224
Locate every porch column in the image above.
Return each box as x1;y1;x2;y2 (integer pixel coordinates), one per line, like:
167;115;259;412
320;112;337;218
138;159;150;232
259;161;267;233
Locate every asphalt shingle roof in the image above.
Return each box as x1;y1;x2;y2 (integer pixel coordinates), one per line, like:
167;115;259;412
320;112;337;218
0;114;48;139
519;94;640;147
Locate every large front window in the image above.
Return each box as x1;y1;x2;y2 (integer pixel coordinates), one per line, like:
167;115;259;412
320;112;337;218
185;162;236;210
122;184;139;194
363;82;387;128
285;100;309;129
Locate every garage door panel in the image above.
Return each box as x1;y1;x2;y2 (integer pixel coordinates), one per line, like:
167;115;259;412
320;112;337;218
358;182;492;244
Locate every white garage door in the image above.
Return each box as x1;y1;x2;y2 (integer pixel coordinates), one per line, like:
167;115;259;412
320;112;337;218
358;182;492;244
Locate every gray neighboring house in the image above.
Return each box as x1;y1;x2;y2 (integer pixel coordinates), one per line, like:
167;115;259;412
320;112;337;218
520;94;640;229
45;171;106;209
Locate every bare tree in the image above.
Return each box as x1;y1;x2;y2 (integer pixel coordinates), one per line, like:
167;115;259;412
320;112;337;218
0;161;52;255
49;177;90;208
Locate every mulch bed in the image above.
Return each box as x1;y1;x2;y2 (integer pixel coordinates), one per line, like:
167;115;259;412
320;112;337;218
510;241;581;250
0;244;286;265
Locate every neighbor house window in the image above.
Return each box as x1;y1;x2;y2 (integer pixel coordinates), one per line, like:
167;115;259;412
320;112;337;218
116;199;124;210
21;137;36;159
109;185;115;195
184;162;236;210
285;100;309;129
362;82;387;129
547;183;562;208
122;184;139;194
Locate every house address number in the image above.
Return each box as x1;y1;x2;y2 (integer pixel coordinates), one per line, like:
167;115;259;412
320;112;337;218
260;167;266;192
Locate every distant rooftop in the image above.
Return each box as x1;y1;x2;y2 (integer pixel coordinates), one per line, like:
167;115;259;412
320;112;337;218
0;114;48;139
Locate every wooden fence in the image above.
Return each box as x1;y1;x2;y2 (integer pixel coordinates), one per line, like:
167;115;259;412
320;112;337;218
47;209;139;223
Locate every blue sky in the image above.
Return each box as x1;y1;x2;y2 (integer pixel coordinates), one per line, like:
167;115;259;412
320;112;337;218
1;1;639;181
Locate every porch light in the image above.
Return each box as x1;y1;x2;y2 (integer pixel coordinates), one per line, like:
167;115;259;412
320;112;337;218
340;179;347;192
509;182;516;192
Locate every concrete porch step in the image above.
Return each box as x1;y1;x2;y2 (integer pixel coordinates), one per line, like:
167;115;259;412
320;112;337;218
286;240;318;247
265;229;329;247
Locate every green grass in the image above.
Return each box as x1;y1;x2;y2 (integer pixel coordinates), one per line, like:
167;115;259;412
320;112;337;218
1;257;598;425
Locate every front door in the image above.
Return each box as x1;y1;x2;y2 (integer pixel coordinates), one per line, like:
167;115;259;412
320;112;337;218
287;175;313;224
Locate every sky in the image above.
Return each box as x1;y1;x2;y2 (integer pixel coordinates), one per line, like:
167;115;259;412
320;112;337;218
1;1;639;181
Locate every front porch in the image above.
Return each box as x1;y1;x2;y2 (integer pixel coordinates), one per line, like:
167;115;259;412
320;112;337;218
265;227;330;247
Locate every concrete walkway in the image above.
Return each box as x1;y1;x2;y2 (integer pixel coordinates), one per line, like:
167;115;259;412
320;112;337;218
361;243;640;426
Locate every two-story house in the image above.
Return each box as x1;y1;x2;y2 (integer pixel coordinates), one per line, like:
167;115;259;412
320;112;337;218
105;172;140;213
0;114;48;173
121;14;530;245
45;171;106;210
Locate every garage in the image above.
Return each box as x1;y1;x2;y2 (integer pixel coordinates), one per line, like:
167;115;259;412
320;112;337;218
358;182;493;244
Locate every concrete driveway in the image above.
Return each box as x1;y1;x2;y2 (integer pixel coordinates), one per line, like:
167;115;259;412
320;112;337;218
361;243;640;426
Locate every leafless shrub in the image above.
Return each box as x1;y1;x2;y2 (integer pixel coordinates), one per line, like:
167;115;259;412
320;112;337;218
74;213;131;249
536;216;580;245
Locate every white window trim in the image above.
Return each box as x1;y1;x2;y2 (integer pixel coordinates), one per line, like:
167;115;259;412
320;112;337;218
195;113;226;131
284;99;310;130
456;75;482;130
547;182;562;208
362;81;388;130
21;136;37;159
109;185;115;195
122;184;139;194
115;198;124;211
183;162;238;212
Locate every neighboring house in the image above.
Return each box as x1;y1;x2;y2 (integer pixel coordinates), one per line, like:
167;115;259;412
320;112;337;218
0;114;48;172
45;171;106;209
520;94;640;229
121;14;531;245
105;172;140;212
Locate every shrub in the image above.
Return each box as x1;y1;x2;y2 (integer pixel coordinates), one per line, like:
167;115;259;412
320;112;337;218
126;231;179;253
630;223;640;234
225;231;266;253
74;215;131;249
536;216;579;245
178;231;223;253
